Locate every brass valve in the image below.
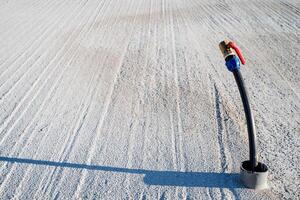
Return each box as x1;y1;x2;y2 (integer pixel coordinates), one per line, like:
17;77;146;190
219;40;246;65
219;40;234;59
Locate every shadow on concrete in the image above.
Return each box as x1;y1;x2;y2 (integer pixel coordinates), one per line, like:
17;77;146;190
0;156;242;188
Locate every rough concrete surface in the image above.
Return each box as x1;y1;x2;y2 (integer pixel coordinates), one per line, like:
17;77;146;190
0;0;299;199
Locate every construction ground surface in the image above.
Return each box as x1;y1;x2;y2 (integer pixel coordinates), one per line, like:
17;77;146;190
0;0;299;199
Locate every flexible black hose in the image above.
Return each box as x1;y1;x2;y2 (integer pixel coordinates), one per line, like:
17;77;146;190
232;69;257;172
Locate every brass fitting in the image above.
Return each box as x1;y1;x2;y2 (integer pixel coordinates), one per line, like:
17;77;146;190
219;40;234;59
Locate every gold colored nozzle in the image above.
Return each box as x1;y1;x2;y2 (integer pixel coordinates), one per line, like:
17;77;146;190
219;40;234;59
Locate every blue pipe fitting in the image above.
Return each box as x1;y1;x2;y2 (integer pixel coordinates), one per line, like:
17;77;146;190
225;55;240;72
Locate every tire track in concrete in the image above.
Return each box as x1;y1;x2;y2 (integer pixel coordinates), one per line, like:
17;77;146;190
72;1;144;198
31;0;119;197
0;1;97;196
0;0;91;145
0;0;69;75
0;0;89;106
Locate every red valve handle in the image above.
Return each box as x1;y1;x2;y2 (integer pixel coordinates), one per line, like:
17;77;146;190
228;42;246;65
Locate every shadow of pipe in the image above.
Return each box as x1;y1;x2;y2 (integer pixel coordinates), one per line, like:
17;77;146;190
144;171;241;188
0;156;242;188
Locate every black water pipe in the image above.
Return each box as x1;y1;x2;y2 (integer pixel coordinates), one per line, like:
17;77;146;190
219;41;268;189
232;68;257;172
220;40;258;172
